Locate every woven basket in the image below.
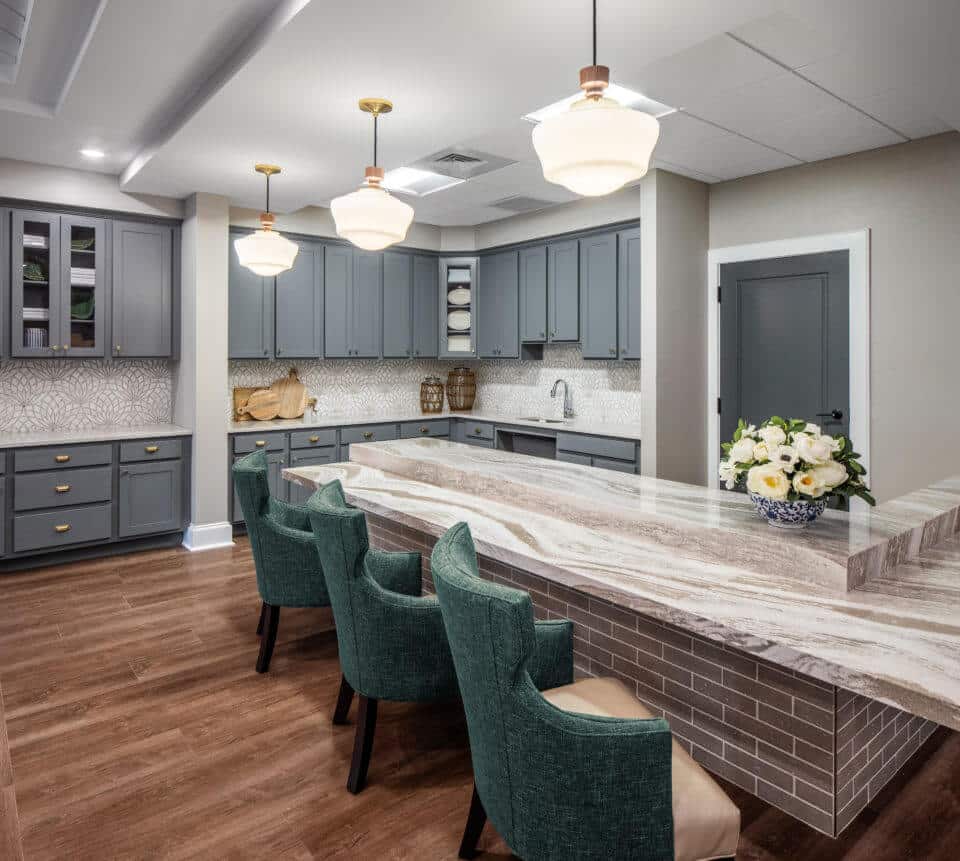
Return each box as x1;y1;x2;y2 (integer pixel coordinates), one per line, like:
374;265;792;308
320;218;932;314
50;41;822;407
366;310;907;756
446;367;476;411
420;377;444;413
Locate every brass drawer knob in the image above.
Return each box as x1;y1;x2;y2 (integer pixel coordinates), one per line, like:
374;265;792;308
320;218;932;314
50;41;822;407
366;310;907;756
474;427;482;435
309;435;320;443
54;524;71;533
255;440;267;448
55;454;70;463
144;445;159;454
362;431;373;440
419;426;429;433
55;484;71;494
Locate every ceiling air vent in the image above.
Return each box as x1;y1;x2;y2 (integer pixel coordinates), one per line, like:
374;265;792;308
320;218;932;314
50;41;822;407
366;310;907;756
434;152;484;166
490;195;556;214
409;146;516;180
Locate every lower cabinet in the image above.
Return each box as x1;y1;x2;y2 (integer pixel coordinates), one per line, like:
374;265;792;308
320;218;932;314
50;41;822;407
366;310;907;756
119;460;183;537
288;448;337;504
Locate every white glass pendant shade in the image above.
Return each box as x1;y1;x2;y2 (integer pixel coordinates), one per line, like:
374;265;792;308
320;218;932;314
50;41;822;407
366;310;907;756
331;183;414;251
533;95;660;197
234;228;299;277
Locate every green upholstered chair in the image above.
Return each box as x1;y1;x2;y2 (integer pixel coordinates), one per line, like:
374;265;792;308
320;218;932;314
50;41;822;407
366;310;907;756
304;480;460;793
431;522;741;861
232;450;331;674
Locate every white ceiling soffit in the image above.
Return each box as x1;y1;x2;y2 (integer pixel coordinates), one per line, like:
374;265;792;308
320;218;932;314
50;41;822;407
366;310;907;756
0;0;33;84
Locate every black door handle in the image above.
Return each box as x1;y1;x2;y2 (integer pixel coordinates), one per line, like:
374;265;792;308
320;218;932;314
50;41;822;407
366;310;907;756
816;410;844;420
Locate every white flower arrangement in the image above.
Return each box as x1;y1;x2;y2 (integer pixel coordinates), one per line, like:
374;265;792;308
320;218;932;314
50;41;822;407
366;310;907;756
719;416;875;507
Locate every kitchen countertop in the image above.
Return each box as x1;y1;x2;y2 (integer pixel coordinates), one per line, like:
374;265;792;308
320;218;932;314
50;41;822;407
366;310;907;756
228;408;643;441
0;423;192;449
284;438;960;732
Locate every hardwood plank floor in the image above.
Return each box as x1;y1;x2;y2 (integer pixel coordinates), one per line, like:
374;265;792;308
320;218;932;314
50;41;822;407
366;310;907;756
0;539;957;859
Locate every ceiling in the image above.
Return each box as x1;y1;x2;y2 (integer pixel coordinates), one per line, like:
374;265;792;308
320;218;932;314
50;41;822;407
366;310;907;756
0;0;957;227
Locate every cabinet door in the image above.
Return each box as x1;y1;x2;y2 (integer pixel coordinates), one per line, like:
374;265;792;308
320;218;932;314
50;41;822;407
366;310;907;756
12;210;61;357
60;215;107;357
382;251;413;358
267;451;287;502
579;232;618;359
497;251;520;358
548;240;579;342
351;251;382;357
617;227;642;360
288;450;337;504
323;245;352;358
519;246;547;342
412;255;439;358
439;257;478;359
112;221;172;357
477;255;500;358
0;477;5;556
229;232;274;358
1;210;7;359
275;241;323;359
118;460;183;537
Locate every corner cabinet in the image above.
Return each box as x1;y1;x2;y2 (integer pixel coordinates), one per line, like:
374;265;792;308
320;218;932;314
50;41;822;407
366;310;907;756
439;257;478;359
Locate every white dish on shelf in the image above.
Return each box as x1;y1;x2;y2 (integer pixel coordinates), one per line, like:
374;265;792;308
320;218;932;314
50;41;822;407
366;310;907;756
447;269;471;285
447;310;471;331
447;334;472;352
447;286;471;306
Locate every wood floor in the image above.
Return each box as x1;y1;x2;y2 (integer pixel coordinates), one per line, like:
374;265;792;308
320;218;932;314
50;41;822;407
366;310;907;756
1;539;958;860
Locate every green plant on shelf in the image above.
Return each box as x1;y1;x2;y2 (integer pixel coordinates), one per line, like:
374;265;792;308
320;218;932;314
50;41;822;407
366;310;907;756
71;236;95;250
71;296;96;320
22;261;46;282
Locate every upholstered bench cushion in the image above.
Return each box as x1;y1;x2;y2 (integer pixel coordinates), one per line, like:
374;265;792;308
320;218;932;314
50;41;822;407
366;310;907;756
543;677;741;861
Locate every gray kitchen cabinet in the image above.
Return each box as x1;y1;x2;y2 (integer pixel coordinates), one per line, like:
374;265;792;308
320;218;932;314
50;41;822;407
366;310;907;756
324;246;382;358
439;257;478;359
351;251;382;357
275;240;323;359
288;448;337;504
60;214;107;358
412;254;439;358
548;240;579;342
1;209;7;359
0;477;5;555
229;229;274;359
118;460;183;537
617;226;642;360
579;232;618;359
478;251;519;359
519;246;547;342
382;251;413;358
323;244;352;358
112;221;173;357
12;209;62;358
232;450;286;521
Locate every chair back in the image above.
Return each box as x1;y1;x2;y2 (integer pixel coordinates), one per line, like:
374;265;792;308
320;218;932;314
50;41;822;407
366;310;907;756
232;450;273;595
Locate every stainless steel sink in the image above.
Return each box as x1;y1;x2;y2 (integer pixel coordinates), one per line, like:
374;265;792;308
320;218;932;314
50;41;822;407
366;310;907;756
516;417;566;424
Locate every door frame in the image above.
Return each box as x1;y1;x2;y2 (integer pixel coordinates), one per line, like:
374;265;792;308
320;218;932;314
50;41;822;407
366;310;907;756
706;229;871;497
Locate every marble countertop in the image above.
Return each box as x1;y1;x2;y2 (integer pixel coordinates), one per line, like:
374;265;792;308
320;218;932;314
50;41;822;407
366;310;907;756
284;439;960;732
228;408;643;441
0;423;192;449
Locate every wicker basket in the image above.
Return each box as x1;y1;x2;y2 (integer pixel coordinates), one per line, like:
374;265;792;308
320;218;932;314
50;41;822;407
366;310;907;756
419;377;444;413
446;367;476;411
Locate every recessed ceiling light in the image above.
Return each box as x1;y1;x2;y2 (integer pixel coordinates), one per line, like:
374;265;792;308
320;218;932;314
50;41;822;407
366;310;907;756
382;166;465;197
80;148;105;159
523;85;676;125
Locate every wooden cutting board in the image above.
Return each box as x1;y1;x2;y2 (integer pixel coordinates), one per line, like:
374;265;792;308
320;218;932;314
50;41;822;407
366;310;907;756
238;388;280;421
232;387;257;421
272;368;308;419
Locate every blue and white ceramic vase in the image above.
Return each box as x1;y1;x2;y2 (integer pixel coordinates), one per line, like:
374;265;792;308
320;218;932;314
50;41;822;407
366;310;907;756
749;493;827;529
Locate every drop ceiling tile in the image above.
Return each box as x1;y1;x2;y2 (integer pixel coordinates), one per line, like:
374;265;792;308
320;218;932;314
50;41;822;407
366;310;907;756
456;122;537;163
851;90;952;139
730;11;850;70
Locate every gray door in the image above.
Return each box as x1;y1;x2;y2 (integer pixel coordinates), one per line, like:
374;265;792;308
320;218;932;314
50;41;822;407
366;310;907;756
288;450;338;504
497;251;519;358
477;254;500;358
12;209;61;358
519;246;547;342
579;232;618;359
412;255;438;358
112;221;172;358
351;251;382;357
60;215;107;358
548;240;579;342
229;231;274;359
275;241;323;359
382;251;413;358
720;251;850;447
118;460;183;537
323;244;352;358
617;227;641;360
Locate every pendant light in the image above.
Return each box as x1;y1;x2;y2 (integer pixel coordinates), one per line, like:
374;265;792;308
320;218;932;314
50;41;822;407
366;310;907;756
331;99;414;251
532;0;660;197
234;164;299;276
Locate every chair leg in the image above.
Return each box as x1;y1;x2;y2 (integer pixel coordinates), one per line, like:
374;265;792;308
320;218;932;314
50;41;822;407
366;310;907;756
256;601;267;636
346;695;378;794
458;783;487;859
255;605;280;673
333;674;355;725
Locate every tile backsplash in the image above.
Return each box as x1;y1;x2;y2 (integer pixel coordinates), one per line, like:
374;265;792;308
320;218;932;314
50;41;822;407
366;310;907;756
0;360;174;432
229;345;640;423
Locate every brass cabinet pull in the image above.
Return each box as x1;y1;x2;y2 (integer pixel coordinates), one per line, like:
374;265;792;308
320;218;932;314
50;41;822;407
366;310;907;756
362;431;374;440
419;426;429;433
54;524;71;533
474;427;482;435
51;345;61;352
309;435;320;443
144;445;159;453
255;440;267;447
63;344;69;351
55;454;70;463
115;344;122;354
55;484;71;494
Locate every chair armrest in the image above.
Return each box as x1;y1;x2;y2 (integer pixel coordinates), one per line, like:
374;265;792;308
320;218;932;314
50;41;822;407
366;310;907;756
528;619;574;691
364;548;422;596
254;517;330;608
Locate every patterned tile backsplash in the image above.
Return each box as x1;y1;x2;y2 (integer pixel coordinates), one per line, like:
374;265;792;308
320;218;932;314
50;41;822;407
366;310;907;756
0;360;174;432
228;345;641;423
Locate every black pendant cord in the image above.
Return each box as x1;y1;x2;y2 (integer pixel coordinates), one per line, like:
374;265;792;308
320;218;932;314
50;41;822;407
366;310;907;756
592;0;597;65
264;172;271;213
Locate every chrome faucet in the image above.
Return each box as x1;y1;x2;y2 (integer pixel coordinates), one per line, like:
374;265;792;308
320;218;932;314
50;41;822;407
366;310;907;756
551;378;574;419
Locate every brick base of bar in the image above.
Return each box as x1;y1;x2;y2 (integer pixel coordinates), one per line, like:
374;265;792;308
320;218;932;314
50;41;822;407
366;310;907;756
367;514;940;837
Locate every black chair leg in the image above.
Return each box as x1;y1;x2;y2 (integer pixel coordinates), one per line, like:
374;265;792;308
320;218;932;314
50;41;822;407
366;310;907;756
346;695;378;794
255;605;280;673
333;674;355;725
256;601;267;636
458;783;487;859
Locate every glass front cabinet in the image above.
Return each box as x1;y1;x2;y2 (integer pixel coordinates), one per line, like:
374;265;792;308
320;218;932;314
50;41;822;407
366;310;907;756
12;210;107;358
438;256;478;359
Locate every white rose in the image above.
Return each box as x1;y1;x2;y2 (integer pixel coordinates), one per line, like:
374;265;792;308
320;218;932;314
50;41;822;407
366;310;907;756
746;463;790;500
772;444;799;473
741;424;757;438
718;460;739;490
804;423;822;436
752;441;771;462
795;434;834;465
757;425;786;447
729;437;756;464
811;460;848;489
793;470;826;498
820;434;842;453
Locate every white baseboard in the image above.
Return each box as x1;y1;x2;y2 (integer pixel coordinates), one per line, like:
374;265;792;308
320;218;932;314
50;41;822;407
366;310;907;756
182;521;234;552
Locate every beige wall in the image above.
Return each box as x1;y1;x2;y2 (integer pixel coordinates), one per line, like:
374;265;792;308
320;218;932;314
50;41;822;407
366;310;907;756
709;132;960;501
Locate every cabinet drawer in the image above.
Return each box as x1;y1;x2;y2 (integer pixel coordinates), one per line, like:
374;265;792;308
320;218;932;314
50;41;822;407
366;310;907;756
233;432;287;454
290;428;338;449
462;437;495;449
556;432;636;462
120;438;183;462
290;447;337;467
592;455;637;474
15;466;113;511
341;424;399;445
462;421;494;441
16;444;113;473
557;450;591;467
14;504;112;553
400;420;450;439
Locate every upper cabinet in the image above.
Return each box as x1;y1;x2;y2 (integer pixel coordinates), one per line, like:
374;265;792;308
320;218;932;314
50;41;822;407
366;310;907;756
411;254;439;359
229;229;274;359
548;240;579;342
579;232;619;359
112;221;173;358
275;240;323;359
439;257;478;359
519;246;547;344
324;246;382;358
478;251;519;359
617;227;642;360
382;252;438;359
